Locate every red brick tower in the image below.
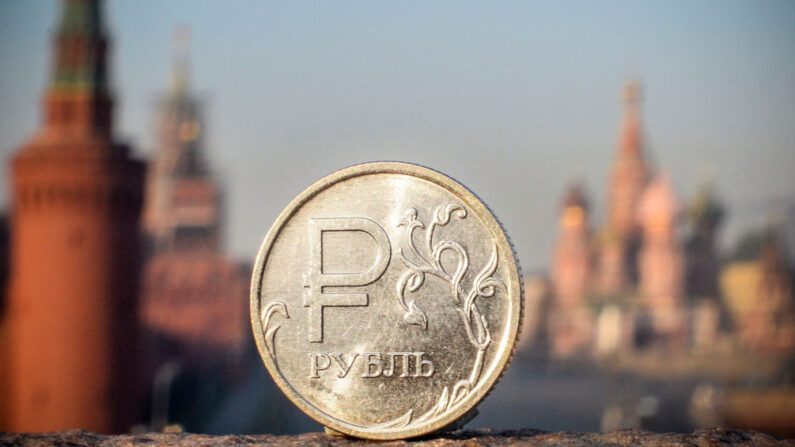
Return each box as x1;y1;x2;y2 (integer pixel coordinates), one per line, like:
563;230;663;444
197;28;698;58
549;184;595;356
597;81;651;295
638;173;686;347
5;0;144;432
0;214;9;426
140;33;248;375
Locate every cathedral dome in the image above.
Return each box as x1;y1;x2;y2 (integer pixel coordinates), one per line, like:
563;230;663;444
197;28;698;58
639;172;679;231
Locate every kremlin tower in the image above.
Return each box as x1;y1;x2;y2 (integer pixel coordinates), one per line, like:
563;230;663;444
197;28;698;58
139;31;249;382
5;0;144;432
142;29;220;256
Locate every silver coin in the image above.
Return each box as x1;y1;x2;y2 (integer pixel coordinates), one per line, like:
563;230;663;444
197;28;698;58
250;162;523;440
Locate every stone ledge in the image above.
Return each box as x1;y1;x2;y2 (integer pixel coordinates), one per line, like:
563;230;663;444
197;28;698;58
0;428;792;447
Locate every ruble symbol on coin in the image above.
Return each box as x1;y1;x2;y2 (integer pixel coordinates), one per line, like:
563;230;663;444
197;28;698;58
251;162;523;440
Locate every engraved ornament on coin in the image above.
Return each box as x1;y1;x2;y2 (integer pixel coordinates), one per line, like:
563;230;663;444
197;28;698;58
251;162;523;440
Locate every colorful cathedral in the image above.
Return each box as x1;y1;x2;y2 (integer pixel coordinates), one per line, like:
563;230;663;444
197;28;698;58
548;81;727;358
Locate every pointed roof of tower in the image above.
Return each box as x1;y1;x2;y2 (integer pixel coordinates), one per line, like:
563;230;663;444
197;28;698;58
604;79;652;237
159;27;206;178
561;182;589;212
559;182;590;230
169;26;191;101
618;79;643;158
51;0;109;94
23;0;122;142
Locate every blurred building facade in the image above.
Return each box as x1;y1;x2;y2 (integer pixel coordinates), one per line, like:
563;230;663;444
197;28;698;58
547;81;733;358
139;33;250;390
721;226;795;355
0;3;253;433
2;0;144;432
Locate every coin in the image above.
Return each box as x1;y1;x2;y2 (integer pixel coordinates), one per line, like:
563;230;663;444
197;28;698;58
250;162;523;440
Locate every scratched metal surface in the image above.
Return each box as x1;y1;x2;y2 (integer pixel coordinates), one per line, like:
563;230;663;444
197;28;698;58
250;162;523;440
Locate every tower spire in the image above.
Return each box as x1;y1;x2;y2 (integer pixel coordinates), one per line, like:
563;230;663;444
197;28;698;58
596;80;652;295
619;79;642;157
606;79;651;237
143;28;214;254
8;0;145;432
170;26;191;99
45;0;113;136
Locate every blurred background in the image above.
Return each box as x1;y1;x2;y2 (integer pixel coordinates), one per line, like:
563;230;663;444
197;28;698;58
1;0;794;437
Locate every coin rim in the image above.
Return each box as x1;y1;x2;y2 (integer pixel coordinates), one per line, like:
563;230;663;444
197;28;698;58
250;161;523;440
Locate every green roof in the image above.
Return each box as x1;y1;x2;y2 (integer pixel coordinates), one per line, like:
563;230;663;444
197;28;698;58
50;0;108;93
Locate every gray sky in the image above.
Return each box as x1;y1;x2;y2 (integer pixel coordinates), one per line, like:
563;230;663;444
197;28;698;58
1;1;794;271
